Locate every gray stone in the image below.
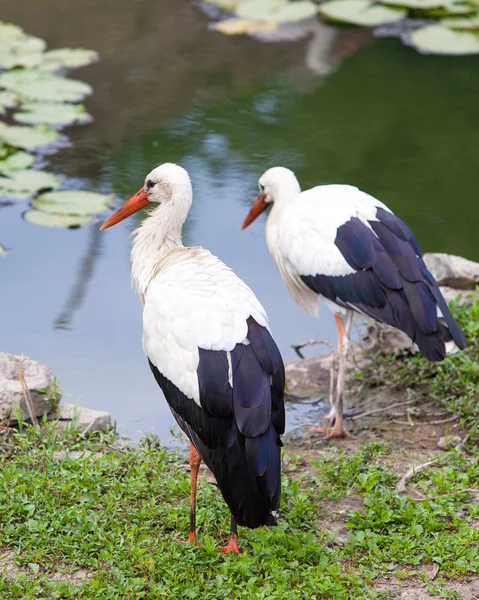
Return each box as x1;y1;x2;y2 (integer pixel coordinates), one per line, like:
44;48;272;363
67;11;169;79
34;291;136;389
57;402;112;433
285;353;336;397
439;285;479;305
437;435;462;450
360;322;413;355
0;352;55;423
285;321;414;397
423;253;479;289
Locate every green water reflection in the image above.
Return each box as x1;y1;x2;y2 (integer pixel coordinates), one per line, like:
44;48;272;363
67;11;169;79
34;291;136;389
109;39;479;261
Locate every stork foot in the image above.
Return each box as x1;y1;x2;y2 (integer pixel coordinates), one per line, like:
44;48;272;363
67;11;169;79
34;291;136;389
310;411;337;434
176;531;200;546
326;416;354;440
309;426;328;434
220;532;240;554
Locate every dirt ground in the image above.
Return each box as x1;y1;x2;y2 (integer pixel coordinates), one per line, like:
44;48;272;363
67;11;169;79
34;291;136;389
286;385;479;600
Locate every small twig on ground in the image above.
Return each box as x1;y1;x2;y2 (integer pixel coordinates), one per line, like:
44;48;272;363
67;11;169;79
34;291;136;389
351;399;417;421
391;414;459;426
397;434;471;495
455;433;470;452
396;458;441;493
291;339;333;359
427;415;459;425
18;358;39;427
411;487;479;503
425;488;479;502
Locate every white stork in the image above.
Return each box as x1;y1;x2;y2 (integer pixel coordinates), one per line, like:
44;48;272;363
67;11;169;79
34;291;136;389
241;167;466;439
101;163;285;553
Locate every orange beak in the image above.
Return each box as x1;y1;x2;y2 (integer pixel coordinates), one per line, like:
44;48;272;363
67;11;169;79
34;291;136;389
100;188;150;231
240;193;268;230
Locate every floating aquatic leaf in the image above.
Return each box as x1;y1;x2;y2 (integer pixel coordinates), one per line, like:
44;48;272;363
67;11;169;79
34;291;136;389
203;0;239;9
0;151;35;171
319;0;406;25
382;0;451;8
410;23;479;53
0;69;92;103
214;18;278;34
0;22;26;42
0;122;60;150
39;48;99;72
32;190;112;216
429;3;478;14
14;102;91;127
0;35;46;69
0;169;61;199
23;209;92;228
441;14;479;28
237;0;318;23
0;91;18;110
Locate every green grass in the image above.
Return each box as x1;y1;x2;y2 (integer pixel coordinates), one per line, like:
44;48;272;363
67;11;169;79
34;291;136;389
1;297;478;598
1;420;478;599
357;293;479;437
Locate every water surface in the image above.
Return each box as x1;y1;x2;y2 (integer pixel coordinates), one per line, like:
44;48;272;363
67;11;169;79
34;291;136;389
1;0;478;441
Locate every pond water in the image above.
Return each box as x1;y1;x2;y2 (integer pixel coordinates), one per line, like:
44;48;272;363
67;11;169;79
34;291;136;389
1;0;479;442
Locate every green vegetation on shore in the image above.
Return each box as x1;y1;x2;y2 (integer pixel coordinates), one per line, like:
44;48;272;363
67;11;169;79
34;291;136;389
359;294;479;437
1;297;478;599
1;417;478;598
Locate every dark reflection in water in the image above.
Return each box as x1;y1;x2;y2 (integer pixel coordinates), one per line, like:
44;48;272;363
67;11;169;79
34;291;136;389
53;223;102;331
1;0;478;441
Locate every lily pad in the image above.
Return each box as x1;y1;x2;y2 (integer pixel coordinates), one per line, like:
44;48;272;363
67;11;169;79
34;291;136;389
14;102;91;127
38;48;99;72
0;169;61;199
0;122;60;150
441;14;479;28
23;209;92;228
0;22;24;40
32;190;113;216
0;35;46;70
0;70;92;103
237;0;318;23
410;23;479;53
382;0;451;8
203;0;239;9
214;18;278;35
319;0;406;26
427;3;478;14
0;91;18;110
0;151;35;171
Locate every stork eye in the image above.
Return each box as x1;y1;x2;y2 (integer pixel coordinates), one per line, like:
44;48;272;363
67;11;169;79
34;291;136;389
259;184;265;192
146;180;155;189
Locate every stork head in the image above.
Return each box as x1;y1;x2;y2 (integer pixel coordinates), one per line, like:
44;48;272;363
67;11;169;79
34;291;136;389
100;163;192;230
241;166;300;230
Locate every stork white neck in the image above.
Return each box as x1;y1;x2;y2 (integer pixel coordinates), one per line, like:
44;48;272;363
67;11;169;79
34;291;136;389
130;167;193;299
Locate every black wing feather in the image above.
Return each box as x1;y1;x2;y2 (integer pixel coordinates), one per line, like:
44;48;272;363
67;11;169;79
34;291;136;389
148;317;285;529
301;209;466;361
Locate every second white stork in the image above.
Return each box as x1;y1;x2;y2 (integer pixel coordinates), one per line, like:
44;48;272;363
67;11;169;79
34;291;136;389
241;167;466;438
101;163;285;553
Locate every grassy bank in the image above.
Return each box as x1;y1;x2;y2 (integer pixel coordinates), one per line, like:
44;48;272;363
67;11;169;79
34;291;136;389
1;297;478;599
359;294;479;438
0;420;478;599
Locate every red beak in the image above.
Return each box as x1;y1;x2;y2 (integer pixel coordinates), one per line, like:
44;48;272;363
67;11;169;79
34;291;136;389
240;193;268;230
100;188;150;230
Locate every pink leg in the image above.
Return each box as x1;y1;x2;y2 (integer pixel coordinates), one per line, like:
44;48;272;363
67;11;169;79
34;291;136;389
311;312;354;439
